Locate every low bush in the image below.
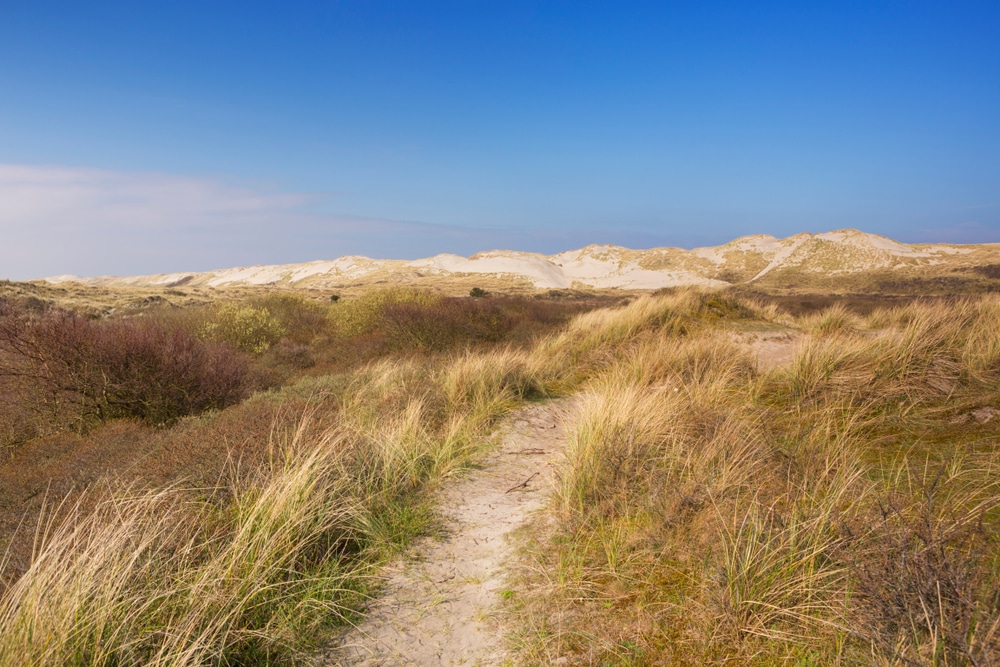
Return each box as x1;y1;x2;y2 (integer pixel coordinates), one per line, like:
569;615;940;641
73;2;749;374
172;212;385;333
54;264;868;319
839;462;1000;665
379;296;570;351
202;302;286;355
0;301;257;430
326;289;591;360
249;293;330;344
267;338;317;370
328;288;441;340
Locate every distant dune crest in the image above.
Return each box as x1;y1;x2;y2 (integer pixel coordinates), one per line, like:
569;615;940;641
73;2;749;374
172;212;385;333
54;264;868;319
44;229;986;291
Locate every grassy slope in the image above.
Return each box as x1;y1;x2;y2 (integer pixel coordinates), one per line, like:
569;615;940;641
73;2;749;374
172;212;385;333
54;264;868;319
2;288;999;665
0;288;594;665
0;345;551;665
504;293;1000;666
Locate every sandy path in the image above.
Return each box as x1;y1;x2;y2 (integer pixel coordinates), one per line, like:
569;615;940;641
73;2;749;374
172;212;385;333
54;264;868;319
730;329;801;371
322;399;573;666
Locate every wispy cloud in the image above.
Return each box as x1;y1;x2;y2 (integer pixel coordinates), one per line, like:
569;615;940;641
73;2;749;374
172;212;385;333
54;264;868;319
0;164;317;232
0;165;516;280
0;164;696;281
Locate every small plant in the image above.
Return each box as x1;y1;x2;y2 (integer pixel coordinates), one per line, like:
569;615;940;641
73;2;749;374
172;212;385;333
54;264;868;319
470;287;489;298
330;294;340;302
328;288;442;339
269;338;316;370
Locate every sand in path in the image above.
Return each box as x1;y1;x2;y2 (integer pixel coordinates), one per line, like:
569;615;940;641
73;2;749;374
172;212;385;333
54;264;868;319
323;399;572;666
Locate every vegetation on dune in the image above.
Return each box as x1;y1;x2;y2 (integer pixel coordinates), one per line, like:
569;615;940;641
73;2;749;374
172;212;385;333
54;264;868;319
0;288;584;665
1;286;998;665
0;289;589;457
506;293;1000;666
325;287;590;354
0;302;257;446
201;301;287;355
0;339;543;664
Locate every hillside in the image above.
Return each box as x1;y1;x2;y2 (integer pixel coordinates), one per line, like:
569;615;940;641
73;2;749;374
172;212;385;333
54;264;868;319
39;229;1000;295
3;290;999;666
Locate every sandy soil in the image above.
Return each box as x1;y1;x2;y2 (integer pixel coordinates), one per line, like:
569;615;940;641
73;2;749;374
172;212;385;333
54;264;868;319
732;329;802;371
321;399;574;666
48;230;971;291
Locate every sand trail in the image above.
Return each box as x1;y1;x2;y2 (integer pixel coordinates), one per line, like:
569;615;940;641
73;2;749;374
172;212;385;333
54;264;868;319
322;399;573;666
321;334;800;665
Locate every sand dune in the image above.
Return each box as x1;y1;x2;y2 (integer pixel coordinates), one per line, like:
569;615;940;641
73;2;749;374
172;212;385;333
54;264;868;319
43;229;987;291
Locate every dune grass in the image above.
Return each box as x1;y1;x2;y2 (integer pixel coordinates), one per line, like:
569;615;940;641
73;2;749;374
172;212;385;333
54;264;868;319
3;289;999;665
0;317;540;664
505;293;1000;666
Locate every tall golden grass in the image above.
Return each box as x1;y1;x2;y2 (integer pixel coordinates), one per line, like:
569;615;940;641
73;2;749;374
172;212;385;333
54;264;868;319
4;289;1000;666
507;292;1000;666
0;341;536;665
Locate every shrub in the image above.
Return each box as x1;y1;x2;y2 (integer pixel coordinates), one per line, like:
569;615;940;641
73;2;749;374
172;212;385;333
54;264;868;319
249;293;330;344
378;298;503;350
0;301;256;428
328;288;442;340
268;338;317;370
325;289;586;357
404;295;581;351
469;287;489;298
839;463;1000;664
202;302;286;355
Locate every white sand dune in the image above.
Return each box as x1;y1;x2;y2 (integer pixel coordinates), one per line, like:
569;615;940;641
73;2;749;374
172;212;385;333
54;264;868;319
42;229;982;291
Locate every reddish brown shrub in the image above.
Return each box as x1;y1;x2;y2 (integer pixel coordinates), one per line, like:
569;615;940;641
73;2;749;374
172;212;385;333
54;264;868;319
268;338;317;370
0;301;256;428
840;477;1000;664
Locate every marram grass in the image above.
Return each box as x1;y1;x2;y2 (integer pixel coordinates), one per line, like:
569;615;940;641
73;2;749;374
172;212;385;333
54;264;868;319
0;341;532;665
505;292;1000;666
4;290;1000;666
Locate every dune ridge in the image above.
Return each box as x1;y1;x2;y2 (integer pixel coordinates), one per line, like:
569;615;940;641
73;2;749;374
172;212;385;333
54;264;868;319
43;229;987;291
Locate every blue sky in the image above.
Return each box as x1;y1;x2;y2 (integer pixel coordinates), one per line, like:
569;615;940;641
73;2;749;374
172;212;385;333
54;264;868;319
1;1;998;278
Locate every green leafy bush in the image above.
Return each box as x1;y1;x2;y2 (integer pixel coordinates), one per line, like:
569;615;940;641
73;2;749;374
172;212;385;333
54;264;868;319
203;302;286;355
328;288;442;339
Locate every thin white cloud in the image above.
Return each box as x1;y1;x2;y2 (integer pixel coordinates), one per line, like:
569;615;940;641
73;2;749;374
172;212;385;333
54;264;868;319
0;164;559;280
0;164;316;231
0;164;365;279
0;163;675;281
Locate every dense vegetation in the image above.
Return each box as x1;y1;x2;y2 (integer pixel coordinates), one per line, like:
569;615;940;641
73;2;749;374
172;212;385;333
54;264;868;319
0;301;257;433
0;290;592;456
507;293;1000;666
0;287;997;666
0;288;593;665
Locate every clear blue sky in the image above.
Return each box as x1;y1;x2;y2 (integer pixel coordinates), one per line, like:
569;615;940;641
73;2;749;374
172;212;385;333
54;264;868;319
1;1;998;278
